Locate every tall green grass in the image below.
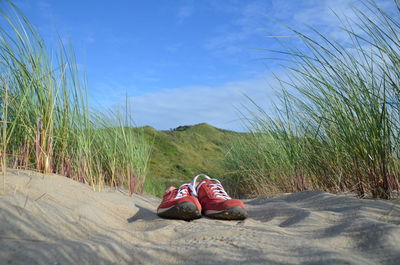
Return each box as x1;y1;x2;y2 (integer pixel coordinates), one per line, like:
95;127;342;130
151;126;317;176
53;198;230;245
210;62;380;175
224;0;400;199
0;1;150;194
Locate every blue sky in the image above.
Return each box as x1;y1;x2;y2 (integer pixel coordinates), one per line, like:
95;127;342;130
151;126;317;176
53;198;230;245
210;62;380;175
12;0;395;131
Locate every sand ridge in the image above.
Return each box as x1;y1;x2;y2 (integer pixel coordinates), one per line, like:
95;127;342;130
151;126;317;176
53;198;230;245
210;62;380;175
1;170;399;265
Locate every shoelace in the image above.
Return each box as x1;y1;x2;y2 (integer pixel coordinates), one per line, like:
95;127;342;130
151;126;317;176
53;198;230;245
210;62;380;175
191;174;231;200
175;183;192;199
207;181;231;200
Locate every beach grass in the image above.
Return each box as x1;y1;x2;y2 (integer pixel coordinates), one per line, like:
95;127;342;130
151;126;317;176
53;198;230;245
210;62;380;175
0;1;150;194
224;0;400;199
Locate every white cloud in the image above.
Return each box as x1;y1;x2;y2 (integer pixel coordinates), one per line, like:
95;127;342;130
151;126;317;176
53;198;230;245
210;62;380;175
125;77;279;131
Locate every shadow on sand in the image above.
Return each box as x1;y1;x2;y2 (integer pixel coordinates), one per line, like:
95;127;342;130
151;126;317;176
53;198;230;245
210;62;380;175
127;205;158;222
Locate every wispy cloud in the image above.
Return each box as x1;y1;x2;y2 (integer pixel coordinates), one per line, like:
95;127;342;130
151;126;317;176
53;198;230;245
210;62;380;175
204;0;394;55
204;1;268;54
177;1;194;24
37;0;53;18
165;42;184;53
85;31;95;44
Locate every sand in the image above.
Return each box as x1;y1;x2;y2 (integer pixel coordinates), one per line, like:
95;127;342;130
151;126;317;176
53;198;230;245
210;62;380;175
1;170;399;265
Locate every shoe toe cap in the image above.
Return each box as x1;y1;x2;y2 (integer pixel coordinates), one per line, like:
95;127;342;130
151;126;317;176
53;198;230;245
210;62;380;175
223;199;246;210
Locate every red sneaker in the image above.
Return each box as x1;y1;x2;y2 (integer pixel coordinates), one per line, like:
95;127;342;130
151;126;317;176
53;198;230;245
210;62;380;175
192;174;247;220
157;183;201;221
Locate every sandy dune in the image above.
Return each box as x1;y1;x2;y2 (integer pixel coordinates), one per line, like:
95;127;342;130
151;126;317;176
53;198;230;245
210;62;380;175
1;170;400;265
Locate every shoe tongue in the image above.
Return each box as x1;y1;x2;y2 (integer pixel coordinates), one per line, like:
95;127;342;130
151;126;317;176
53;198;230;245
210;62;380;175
200;179;213;186
197;179;216;193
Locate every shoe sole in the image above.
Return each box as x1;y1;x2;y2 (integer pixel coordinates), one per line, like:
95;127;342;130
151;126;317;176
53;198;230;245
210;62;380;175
157;201;201;221
205;206;248;220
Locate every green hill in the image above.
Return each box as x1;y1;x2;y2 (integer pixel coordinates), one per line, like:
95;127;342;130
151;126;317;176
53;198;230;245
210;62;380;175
141;123;243;196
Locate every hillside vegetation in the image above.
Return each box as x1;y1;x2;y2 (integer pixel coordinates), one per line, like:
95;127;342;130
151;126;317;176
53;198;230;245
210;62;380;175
142;123;243;196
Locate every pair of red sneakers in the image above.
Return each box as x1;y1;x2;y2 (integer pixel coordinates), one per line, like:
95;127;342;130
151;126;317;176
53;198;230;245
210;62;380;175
157;174;247;221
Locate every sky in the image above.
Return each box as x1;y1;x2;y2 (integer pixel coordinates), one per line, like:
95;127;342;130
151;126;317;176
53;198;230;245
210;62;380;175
9;0;396;131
